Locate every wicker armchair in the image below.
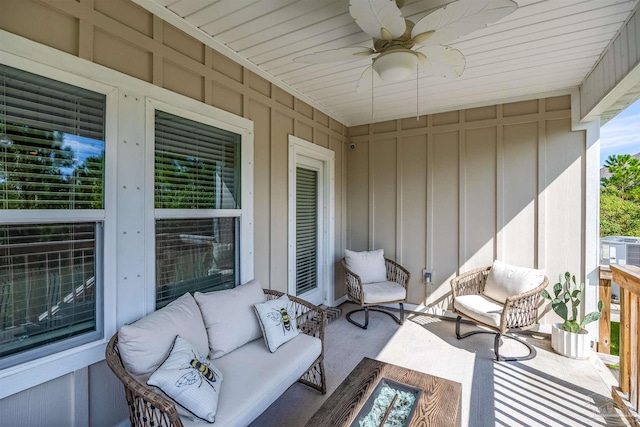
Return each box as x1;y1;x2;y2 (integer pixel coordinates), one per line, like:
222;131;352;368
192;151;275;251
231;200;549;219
342;257;410;329
106;289;326;427
451;265;548;361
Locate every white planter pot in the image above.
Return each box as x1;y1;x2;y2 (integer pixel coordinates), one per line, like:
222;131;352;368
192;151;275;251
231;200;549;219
551;323;591;359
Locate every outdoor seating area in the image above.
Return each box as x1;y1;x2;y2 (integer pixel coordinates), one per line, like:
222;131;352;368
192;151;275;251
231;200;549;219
249;301;628;427
2;0;640;426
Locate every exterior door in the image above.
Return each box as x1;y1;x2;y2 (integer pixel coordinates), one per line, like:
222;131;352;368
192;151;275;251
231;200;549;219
288;135;335;306
294;158;324;305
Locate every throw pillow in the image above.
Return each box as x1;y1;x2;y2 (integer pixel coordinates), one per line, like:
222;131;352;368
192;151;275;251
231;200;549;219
117;292;209;377
254;295;299;353
194;279;266;359
484;260;545;304
344;249;387;284
147;336;223;423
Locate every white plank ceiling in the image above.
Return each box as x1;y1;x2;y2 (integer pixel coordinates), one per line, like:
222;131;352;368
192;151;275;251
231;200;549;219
136;0;639;126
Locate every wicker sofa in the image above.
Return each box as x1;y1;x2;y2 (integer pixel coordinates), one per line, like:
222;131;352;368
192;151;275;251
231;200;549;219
106;283;326;427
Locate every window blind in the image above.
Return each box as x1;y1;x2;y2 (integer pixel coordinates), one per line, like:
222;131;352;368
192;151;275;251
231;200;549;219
155;217;236;308
154;111;240;210
0;64;106;210
0;223;98;361
296;167;318;296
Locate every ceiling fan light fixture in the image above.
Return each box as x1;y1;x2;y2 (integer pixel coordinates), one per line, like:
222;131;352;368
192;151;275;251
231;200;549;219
373;50;418;82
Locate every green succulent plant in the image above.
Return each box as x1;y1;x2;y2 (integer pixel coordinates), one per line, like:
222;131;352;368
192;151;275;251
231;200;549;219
542;272;603;333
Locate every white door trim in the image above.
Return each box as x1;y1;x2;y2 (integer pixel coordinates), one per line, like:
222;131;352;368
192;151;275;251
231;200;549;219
288;135;335;306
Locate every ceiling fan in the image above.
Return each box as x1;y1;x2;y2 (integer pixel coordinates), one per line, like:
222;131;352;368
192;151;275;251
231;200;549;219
294;0;518;93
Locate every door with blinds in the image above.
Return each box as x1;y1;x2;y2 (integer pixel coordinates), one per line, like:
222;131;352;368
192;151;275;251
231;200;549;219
288;135;335;307
293;157;324;306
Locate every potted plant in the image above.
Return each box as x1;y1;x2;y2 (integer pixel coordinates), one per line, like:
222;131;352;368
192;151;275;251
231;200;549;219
542;272;603;359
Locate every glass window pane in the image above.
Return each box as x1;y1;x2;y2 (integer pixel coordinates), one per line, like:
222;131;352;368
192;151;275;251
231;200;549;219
156;217;236;308
0;222;99;362
154;111;240;209
0;65;106;209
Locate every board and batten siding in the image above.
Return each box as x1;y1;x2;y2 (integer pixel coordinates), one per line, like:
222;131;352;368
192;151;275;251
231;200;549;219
0;0;347;425
347;96;586;324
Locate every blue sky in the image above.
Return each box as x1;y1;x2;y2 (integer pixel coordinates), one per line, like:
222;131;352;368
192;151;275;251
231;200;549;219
600;97;640;166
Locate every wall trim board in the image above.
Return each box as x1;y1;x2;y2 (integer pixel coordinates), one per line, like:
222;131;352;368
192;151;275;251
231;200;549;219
495;104;505;262
347;109;572;143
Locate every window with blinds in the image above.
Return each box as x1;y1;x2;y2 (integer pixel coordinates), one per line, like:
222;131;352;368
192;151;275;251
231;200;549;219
155;110;240;210
296;167;318;296
0;64;105;210
154;110;241;308
0;65;105;368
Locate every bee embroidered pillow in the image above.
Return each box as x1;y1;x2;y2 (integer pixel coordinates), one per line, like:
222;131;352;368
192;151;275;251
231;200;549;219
254;295;299;353
147;336;223;423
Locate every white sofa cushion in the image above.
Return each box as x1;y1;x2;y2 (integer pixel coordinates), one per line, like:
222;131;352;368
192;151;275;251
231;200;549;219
254;294;299;352
454;294;503;328
362;281;406;304
344;249;387;284
147;336;223;423
180;333;322;427
483;260;545;304
118;293;209;377
194;279;266;359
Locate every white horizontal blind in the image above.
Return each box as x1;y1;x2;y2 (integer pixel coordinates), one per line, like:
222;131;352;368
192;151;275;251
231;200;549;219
0;64;106;210
154;110;242;309
154;110;240;210
296;167;318;295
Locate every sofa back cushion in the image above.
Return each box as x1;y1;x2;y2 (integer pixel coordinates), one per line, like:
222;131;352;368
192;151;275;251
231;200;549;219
118;292;209;377
344;249;387;284
483;260;545;304
195;279;266;359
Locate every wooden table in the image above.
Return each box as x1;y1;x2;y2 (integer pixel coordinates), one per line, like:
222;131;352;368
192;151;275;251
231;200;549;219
305;357;461;427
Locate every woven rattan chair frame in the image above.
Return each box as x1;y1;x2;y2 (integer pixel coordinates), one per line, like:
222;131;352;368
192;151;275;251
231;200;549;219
342;257;410;329
450;266;549;361
105;289;327;427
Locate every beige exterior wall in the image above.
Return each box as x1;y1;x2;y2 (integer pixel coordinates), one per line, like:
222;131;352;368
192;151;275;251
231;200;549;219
0;0;349;297
347;96;586;321
0;0;596;425
0;0;347;425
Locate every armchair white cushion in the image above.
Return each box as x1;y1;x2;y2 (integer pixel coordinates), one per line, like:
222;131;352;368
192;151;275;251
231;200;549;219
361;281;407;304
344;249;387;284
342;250;410;329
483;260;545;304
450;262;548;361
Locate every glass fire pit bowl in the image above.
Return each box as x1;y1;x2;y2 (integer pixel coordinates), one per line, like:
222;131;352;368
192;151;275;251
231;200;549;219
350;378;421;427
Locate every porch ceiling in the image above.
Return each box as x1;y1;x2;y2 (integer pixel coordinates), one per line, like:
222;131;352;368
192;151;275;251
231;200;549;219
133;0;639;126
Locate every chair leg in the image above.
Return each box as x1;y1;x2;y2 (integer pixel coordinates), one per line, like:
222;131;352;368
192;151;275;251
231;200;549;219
455;316;537;361
346;305;403;329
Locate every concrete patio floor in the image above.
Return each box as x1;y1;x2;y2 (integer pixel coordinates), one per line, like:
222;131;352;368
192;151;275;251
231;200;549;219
251;303;631;427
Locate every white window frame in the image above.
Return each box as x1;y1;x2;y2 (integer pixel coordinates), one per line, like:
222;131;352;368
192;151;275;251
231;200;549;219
0;28;254;399
145;99;254;310
0;51;118;399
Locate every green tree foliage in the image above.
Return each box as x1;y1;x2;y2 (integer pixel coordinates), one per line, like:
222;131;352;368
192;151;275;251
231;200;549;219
601;154;640;201
601;154;640;237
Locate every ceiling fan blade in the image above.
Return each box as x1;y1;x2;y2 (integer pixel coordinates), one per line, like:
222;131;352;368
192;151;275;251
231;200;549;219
356;66;384;93
411;0;517;46
293;47;375;64
416;46;466;78
349;0;406;41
